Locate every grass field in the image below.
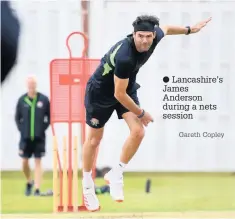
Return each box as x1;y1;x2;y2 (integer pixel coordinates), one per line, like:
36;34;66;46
1;171;235;216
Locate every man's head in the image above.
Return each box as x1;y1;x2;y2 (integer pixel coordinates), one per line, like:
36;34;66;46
26;75;37;95
132;15;160;52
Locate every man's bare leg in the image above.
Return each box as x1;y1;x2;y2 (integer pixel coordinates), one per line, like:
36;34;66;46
34;158;42;195
82;126;104;211
104;112;145;201
83;126;104;172
22;158;31;183
120;112;145;164
22;158;33;196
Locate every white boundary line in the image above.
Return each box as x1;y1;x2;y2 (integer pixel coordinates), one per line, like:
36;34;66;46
1;211;235;219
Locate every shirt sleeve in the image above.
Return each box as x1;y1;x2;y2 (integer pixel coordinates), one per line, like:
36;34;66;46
44;97;50;130
15;97;22;132
1;1;20;83
114;58;134;79
154;26;165;44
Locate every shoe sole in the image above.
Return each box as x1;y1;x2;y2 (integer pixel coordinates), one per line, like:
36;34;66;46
104;178;124;203
89;206;101;212
83;198;100;212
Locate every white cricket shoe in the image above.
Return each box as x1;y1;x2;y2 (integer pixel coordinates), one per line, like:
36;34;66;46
82;179;100;212
104;169;124;202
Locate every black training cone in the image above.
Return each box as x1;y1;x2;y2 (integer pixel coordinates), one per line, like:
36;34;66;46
145;179;151;193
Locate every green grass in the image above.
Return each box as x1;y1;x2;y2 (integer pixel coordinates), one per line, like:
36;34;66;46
1;171;235;214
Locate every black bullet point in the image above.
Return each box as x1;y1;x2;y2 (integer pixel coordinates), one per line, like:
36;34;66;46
163;76;169;83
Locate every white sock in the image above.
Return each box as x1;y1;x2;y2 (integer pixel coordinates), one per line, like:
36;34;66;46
83;170;93;186
117;161;127;173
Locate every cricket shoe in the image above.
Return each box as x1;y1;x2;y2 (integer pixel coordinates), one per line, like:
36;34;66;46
82;179;100;212
25;180;34;196
34;189;40;196
104;169;124;202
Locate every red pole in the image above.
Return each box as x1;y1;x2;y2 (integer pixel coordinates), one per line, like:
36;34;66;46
81;0;89;56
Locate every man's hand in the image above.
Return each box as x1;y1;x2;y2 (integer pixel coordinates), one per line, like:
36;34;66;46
139;110;154;127
191;17;212;34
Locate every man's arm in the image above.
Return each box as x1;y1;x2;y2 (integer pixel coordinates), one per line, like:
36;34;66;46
114;76;142;116
160;17;212;36
44;97;50;130
160;25;189;35
15;98;22;132
114;59;143;116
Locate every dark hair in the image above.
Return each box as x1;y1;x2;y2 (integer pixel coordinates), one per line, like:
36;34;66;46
132;15;160;27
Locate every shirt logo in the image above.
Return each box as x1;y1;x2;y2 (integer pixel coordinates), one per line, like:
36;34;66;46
37;101;43;108
90;118;99;127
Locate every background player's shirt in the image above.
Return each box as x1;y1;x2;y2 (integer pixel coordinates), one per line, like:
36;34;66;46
88;27;165;107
